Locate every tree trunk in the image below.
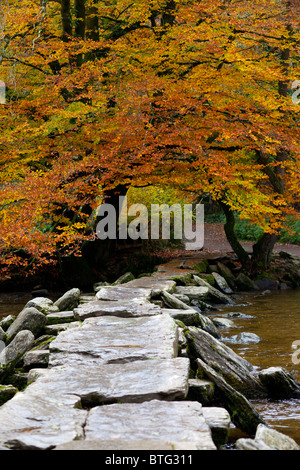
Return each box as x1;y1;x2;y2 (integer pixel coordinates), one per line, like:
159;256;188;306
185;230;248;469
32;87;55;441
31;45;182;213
250;232;280;274
219;202;250;270
87;184;129;264
61;0;72;41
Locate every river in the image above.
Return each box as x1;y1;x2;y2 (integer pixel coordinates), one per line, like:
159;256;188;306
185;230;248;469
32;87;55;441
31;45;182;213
208;288;300;445
1;288;300;445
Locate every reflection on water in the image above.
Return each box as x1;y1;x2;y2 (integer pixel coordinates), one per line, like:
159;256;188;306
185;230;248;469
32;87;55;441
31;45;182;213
209;289;300;445
0;292;61;319
0;292;34;319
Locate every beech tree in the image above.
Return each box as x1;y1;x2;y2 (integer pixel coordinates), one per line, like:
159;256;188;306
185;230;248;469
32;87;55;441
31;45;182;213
0;0;300;279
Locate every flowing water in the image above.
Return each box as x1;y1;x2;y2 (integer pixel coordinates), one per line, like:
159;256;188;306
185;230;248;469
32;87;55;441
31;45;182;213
1;288;300;445
208;288;300;445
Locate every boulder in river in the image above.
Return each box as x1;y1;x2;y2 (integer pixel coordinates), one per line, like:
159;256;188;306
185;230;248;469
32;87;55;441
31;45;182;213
0;330;35;381
211;272;234;294
193;275;234;304
236;423;300;450
161;292;220;338
54;288;81;311
184;326;266;398
195;357;264;436
6;308;46;342
258;367;300;399
225;332;261;344
25;297;59;314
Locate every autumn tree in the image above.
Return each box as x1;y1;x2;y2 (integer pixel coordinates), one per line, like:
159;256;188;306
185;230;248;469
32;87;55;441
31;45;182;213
0;0;300;281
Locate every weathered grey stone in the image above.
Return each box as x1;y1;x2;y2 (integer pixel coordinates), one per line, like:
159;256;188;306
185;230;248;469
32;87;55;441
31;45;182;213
172;294;190;304
161;308;204;326
31;335;55;350
121;277;176;294
0;315;15;331
190;298;215;311
185;327;266;398
54;439;198;450
0;391;87;450
163;307;220;338
193;275;234;304
23;350;49;370
79;295;96;303
175;286;210;300
254;423;300;450
225;311;253;318
74;299;161;320
0;330;35;381
46;311;75;325
93;281;110;292
259;367;300;398
96;286;152;302
0;326;7;343
54;288;81;311
195;358;264;436
0;330;35;366
112;272;135;285
235;273;258;291
0;385;18;405
20;357;190;406
5;371;28;390
187;378;215;405
253;277;279;291
216;262;236;289
6;308;46;341
44;322;81;335
225;332;261;344
84;400;216;450
25;297;59;314
212;317;235;328
27;368;49;383
202;407;231;448
212;272;234;294
160;291;194;310
235;438;274;450
50;314;179;365
236;424;300;450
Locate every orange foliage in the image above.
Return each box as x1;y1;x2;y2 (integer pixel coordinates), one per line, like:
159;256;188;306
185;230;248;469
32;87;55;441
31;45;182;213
0;0;300;276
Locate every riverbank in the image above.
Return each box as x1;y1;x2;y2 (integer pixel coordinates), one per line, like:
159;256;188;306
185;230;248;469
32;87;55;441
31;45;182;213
0;252;300;450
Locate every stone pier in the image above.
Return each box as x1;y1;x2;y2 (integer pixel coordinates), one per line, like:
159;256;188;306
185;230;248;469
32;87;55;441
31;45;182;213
5;255;300;451
0;258;235;450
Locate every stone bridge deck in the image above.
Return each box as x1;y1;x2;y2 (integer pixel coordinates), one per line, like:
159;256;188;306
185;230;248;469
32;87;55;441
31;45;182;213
0;258;231;450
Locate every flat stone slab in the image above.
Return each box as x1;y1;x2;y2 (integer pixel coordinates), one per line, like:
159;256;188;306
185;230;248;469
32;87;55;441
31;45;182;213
119;277;176;292
21;357;190;406
73;299;161;320
161;308;203;326
49;314;179;365
84;400;216;450
0;390;87;450
54;439;198;450
96;286;152;302
175;286;210;299
46;311;75;325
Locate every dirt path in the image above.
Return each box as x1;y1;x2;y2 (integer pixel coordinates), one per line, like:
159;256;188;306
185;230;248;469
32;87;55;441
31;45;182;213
202;223;300;258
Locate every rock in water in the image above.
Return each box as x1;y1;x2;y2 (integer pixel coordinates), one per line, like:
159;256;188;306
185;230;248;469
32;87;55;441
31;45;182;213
259;367;300;398
236;423;300;450
184;326;266;398
212;272;234;294
0;330;35;381
54;288;81;311
195;357;264;436
6;308;46;341
193;275;234;304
